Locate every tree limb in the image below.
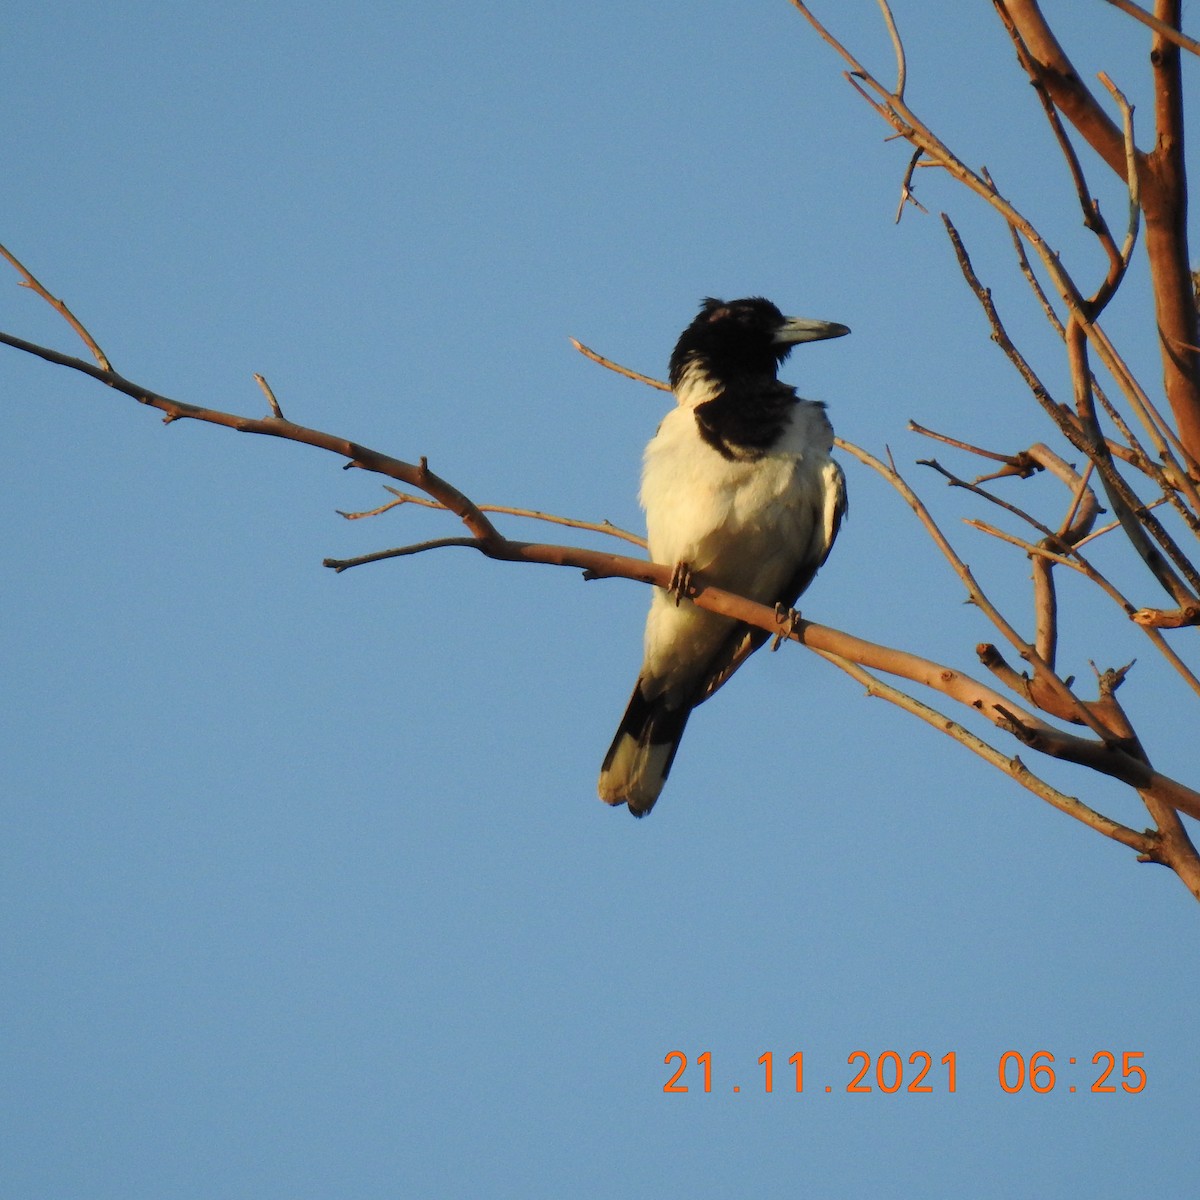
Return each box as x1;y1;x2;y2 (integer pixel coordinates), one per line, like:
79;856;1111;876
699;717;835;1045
998;0;1200;460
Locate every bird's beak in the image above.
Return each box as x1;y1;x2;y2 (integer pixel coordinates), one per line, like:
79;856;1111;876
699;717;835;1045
773;316;851;345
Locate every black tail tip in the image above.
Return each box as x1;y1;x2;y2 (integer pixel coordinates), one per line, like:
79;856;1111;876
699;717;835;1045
600;795;655;818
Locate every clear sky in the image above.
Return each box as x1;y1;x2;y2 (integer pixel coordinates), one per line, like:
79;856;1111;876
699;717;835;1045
2;2;1197;1196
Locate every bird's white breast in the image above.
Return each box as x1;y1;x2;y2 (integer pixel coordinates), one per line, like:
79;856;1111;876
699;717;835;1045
641;385;834;588
636;370;838;701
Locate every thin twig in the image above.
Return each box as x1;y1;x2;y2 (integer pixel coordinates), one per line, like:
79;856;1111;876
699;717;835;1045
339;487;647;547
894;150;929;222
919;457;1057;538
908;420;1032;468
1095;71;1141;310
1028;446;1102;541
1006;220;1065;335
0;328;508;544
876;0;906;97
324;538;480;571
0;241;112;371
569;337;671;392
991;10;1127;317
1062;313;1189;606
1100;0;1200;58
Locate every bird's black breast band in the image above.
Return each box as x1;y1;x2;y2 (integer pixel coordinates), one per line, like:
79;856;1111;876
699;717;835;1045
693;383;798;462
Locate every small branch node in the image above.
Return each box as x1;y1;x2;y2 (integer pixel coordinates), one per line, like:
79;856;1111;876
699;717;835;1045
1131;604;1200;628
1093;659;1136;696
253;372;286;419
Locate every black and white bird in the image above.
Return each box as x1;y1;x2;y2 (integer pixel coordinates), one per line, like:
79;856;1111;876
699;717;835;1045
598;296;849;816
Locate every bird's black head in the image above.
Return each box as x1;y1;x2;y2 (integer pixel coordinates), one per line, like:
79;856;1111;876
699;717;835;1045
668;296;849;389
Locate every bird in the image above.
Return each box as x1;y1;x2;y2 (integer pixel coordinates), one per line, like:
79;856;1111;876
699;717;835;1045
598;296;849;817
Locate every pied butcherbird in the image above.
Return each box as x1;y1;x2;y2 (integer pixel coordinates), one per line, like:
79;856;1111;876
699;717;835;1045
598;296;849;816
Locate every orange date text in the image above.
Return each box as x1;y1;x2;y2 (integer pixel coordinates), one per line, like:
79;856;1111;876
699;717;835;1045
662;1050;957;1094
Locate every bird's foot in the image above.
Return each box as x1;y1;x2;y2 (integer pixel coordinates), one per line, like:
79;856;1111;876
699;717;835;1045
668;561;694;607
771;603;803;651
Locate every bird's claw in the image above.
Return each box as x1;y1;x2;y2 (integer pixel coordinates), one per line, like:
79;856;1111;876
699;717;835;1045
668;561;694;606
771;603;803;651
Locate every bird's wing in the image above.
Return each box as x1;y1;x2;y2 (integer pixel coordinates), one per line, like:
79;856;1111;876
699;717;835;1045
694;458;847;706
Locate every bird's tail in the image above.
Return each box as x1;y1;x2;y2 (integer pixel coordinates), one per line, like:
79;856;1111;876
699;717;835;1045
598;681;691;817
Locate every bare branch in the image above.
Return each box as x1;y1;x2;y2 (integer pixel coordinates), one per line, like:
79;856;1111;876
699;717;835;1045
966;517;1200;697
0;329;507;545
1065;315;1198;603
797;0;1200;467
908;421;1035;471
1028;445;1102;541
1101;0;1200;57
991;7;1130;316
324;538;480;571
876;0;906;97
815;647;1159;855
1131;604;1200;628
945;217;1200;600
253;373;286;419
0;241;112;371
568;337;671;392
1096;72;1142;305
339;487;647;547
995;0;1134;177
1139;784;1200;900
1004;218;1200;516
1006;219;1066;336
998;0;1200;460
919;456;1058;539
840;438;1134;741
894;150;929;223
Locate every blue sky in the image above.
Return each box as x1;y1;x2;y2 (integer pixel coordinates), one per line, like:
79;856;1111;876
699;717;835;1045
2;2;1197;1195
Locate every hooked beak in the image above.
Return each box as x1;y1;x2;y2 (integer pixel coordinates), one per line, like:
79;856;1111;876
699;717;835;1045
773;315;851;345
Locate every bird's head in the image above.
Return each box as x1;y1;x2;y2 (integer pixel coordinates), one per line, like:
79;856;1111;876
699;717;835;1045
668;296;849;389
